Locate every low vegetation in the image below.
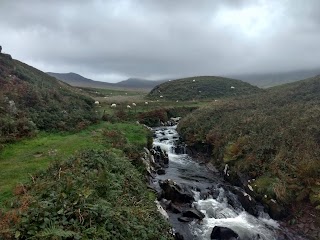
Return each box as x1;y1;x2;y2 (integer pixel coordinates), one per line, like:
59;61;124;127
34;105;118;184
0;121;172;239
0;53;98;145
178;75;320;210
147;76;262;101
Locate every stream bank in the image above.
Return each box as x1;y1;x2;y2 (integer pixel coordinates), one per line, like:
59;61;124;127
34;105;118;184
142;124;309;240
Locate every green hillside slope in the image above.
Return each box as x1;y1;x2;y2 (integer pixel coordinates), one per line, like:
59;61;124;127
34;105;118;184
178;75;320;212
0;53;98;144
147;76;262;101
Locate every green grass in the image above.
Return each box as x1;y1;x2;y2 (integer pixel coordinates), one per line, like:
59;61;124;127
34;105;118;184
103;123;147;146
0;122;149;206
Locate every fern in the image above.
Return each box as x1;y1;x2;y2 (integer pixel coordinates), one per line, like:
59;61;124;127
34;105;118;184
31;222;78;239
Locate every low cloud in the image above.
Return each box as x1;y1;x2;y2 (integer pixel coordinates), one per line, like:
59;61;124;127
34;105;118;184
1;0;320;82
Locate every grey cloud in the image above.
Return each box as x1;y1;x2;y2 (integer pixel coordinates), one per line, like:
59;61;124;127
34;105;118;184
0;0;320;82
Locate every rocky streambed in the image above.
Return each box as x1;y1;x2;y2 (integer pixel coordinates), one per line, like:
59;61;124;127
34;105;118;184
141;124;308;240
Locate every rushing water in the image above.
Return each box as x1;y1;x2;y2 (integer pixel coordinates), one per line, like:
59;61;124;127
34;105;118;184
151;125;299;240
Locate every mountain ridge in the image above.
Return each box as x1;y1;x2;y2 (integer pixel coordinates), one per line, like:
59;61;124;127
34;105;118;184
47;72;167;90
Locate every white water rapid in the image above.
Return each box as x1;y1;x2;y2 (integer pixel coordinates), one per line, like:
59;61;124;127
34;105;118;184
151;125;296;240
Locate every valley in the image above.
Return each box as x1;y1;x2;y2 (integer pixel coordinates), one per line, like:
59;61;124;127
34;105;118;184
0;52;319;239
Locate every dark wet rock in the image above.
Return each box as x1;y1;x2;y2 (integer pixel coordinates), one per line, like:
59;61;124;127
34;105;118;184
169;203;182;213
224;170;243;188
174;144;186;154
210;226;239;240
159;179;194;203
160;137;169;142
163;154;169;165
210;187;221;199
200;189;211;200
265;199;288;220
178;216;194;222
225;186;259;217
182;208;205;220
175;232;184;240
157;168;166;175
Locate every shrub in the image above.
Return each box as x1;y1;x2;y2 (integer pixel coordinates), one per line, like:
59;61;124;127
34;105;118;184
4;150;172;239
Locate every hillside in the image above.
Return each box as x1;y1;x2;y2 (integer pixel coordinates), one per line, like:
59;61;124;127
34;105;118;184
147;76;262;101
229;68;320;88
177;75;320;217
116;77;167;89
0;53;98;144
47;72;166;90
47;72;115;89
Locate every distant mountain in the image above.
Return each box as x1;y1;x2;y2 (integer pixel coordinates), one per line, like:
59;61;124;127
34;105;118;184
115;78;167;89
47;72;115;89
229;68;320;88
147;76;262;101
47;72;167;90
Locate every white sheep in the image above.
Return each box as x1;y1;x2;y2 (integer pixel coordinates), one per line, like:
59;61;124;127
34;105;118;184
160;95;163;98
132;103;136;106
127;105;131;109
111;103;117;108
231;86;235;89
94;101;100;105
193;79;196;82
145;101;149;105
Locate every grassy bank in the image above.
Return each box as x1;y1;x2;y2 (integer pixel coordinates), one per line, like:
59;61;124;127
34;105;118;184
0;122;107;206
0;121;172;239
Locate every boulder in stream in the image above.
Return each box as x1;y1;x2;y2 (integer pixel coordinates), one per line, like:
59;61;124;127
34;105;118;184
210;226;240;240
169;202;182;213
157;168;166;175
175;232;184;240
178;216;194;222
159;179;194;203
182;208;205;220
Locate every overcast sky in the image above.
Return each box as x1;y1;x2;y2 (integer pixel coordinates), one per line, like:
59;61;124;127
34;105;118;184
1;0;320;82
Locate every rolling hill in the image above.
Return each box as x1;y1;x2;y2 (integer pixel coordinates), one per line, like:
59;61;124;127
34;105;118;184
47;72;166;90
177;75;320;219
147;76;262;101
0;53;98;143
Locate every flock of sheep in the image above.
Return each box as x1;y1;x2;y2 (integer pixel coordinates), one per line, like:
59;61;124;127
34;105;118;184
94;101;149;108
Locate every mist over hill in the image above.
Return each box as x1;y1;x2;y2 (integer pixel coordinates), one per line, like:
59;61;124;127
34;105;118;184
228;68;320;88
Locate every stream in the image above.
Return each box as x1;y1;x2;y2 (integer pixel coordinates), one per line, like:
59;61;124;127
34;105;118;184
150;125;304;240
